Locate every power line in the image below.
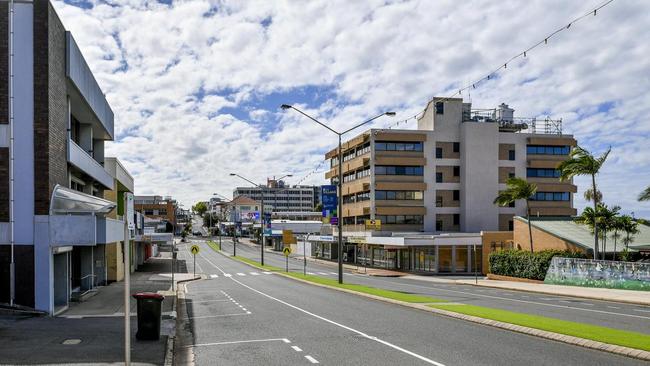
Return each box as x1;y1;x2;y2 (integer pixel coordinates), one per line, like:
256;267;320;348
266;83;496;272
379;0;616;131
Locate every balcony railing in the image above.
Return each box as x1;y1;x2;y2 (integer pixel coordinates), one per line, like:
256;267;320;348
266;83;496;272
463;109;562;135
68;139;114;189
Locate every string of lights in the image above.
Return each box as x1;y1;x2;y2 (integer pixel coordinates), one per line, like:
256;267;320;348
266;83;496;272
378;0;616;131
293;158;328;186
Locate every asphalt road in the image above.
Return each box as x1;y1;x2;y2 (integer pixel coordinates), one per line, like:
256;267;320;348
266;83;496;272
175;239;647;366
210;237;650;335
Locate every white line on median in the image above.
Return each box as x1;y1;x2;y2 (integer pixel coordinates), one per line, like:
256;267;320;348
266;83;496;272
292;346;302;352
210;274;219;278
198;253;446;366
305;355;319;364
237;273;246;276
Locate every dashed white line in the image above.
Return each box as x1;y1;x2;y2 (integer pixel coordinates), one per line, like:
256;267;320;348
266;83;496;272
198;254;446;366
187;312;251;320
236;273;246;276
305;355;319;364
291;346;303;352
189;338;289;348
607;306;620;309
224;274;232;277
580;303;594;306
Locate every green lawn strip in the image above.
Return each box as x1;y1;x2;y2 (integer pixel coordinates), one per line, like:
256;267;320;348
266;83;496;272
206;240;221;252
429;303;650;351
227;255;443;304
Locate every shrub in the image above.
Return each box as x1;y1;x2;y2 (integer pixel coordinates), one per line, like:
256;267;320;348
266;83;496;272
489;249;586;281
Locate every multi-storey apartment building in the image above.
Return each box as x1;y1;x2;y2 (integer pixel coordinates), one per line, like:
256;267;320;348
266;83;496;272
0;1;129;314
233;180;320;214
134;195;178;233
325;97;577;234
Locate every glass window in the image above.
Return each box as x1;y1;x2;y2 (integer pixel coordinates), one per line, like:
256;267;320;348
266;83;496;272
453;190;460;201
527;145;571;155
453;166;460;177
436;172;443;183
453;214;460;225
375;191;386;200
508;150;515;161
453;142;460;153
435;102;444;114
436;147;443;159
386;191;396;200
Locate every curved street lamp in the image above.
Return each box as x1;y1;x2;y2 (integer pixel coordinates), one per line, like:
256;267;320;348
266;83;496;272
280;105;395;284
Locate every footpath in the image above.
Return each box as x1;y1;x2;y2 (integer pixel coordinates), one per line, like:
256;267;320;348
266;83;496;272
0;253;187;366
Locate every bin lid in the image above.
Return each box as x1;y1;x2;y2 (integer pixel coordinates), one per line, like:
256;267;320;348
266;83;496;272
132;292;165;300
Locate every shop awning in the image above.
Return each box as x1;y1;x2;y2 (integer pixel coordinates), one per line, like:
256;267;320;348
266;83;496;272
50;184;116;215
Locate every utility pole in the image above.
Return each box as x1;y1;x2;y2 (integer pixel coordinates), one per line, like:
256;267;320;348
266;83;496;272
281;105;394;284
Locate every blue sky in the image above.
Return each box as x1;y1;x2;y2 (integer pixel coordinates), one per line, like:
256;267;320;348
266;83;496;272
53;0;650;217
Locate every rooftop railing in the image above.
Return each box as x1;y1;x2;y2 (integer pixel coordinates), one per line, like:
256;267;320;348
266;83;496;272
463;109;562;135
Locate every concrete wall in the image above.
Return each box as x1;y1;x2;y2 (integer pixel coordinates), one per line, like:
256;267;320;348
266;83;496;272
481;231;514;274
461;122;499;232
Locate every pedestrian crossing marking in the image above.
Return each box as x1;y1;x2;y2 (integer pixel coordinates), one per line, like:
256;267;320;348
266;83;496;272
224;274;232;277
236;273;246;276
250;272;260;275
210;274;219;279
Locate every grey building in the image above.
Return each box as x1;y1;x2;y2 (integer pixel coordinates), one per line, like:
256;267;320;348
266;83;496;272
233;180;320;214
0;1;125;314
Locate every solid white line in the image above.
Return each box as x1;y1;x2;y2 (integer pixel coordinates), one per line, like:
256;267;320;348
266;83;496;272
282;338;291;343
198;253;446;366
292;346;302;352
329;272;337;275
607;306;620;309
361;276;650;320
305;355;319;364
318;272;329;276
187;312;251;320
189;338;288;348
307;272;316;275
634;309;650;313
192;299;230;304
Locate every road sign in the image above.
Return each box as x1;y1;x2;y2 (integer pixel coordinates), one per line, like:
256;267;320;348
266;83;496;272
282;230;296;244
190;245;200;255
365;219;381;231
283;247;292;256
330;217;338;225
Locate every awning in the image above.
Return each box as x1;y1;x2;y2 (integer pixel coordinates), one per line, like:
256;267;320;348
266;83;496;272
50;184;116;215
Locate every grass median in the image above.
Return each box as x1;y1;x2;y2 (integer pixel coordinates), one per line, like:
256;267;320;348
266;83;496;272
206;240;221;252
212;244;650;352
429;303;650;352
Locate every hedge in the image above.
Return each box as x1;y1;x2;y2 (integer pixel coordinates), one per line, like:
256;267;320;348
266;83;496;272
489;249;586;281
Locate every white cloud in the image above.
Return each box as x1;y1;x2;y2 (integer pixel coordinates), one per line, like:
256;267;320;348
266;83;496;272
52;0;650;217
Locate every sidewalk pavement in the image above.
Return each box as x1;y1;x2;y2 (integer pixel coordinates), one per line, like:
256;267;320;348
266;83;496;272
0;254;188;365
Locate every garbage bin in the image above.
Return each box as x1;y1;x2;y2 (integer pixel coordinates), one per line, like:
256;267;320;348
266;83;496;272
132;292;165;340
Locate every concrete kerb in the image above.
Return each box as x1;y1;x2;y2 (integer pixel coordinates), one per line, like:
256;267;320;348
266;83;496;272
222;251;650;362
165;275;203;366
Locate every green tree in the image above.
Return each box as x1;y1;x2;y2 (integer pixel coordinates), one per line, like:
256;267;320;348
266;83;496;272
494;177;537;252
620;215;640;254
574;204;618;259
639;186;650;201
599;205;620;260
558;146;610;259
193;201;208;216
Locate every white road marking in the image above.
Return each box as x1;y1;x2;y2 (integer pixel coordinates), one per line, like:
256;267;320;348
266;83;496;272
580;303;594;306
305;355;319;364
307;272;316;275
634;309;650;313
210;274;219;279
263;271;273;275
282;339;291;343
224;274;232;277
607;306;620;309
199;253;446;366
292;346;303;352
236;273;246;276
188;312;251;320
329;272;337;275
362;276;650;320
191;299;230;304
189;338;289;348
318;272;329;275
250;272;260;276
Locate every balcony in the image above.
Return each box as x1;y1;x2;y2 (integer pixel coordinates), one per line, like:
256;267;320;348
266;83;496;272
66;32;114;140
96;218;126;244
68;139;114;189
49;215;96;246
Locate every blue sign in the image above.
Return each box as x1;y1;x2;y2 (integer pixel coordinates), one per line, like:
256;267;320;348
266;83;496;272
321;184;337;213
263;212;272;235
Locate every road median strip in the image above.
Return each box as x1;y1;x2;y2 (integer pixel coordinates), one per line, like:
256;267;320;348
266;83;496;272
211;245;650;361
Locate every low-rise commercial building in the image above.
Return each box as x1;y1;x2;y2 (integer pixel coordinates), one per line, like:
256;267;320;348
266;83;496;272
134;195;178;233
0;1;126;314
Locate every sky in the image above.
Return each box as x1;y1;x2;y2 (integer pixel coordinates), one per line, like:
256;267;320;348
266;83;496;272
53;0;650;217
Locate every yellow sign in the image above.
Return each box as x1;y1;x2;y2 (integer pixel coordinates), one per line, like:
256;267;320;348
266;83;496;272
282;230;297;244
348;236;367;244
365;219;381;231
283;247;292;256
190;245;200;255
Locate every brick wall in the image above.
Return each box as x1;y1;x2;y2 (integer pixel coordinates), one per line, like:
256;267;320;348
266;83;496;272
33;0;50;215
513;218;585;253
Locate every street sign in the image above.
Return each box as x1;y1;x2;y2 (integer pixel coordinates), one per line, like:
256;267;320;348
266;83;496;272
330;217;338;225
321;185;337;224
283;247;292;256
282;230;296;244
365;219;381;231
190;245;200;255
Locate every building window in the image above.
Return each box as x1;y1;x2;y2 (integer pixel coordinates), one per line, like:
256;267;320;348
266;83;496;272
436;172;443;183
508;172;515;179
375;166;424;176
453;166;460;177
453;214;460;226
375;191;423;200
435;102;444;114
453;190;460;201
436;147;443;159
526;145;571;155
453;142;460;153
530;192;570;201
376;215;423;225
436;196;443;207
509;201;515;208
436;220;443;231
508;150;515;161
508;220;514;231
526;168;561;178
375;141;423;152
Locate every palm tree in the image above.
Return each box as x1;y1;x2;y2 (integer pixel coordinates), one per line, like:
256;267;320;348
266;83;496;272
598;205;620;260
494;177;538;252
558;146;611;259
611;215;624;261
639;186;650;201
620;215;640;253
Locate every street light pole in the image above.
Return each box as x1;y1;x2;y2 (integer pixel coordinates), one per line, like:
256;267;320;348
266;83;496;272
281;105;394;284
230;173;292;266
